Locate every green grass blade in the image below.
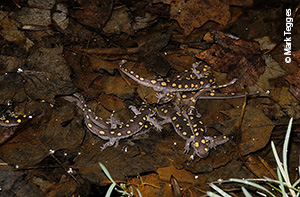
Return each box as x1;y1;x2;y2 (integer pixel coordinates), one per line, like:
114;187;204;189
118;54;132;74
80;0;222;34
209;183;231;197
271;142;289;185
136;188;143;197
206;191;223;197
229;178;276;197
277;167;286;195
105;182;116;197
292;178;300;188
283;118;293;186
99;162;116;185
241;186;252;197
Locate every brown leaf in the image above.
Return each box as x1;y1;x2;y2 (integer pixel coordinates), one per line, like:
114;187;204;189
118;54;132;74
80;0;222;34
196;30;266;91
285;69;300;100
156;0;253;34
73;0;113;30
292;50;300;64
219;106;274;156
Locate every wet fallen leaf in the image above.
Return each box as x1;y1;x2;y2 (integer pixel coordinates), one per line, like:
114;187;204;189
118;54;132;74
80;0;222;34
155;0;253;34
285;69;300;100
292;50;300;63
244;155;275;178
73;0;113;30
215;106;274;156
197;30;266;92
0;165;44;196
102;76;135;99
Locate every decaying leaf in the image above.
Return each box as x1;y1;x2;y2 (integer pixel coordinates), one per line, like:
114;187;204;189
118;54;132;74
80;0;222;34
197;30;266;91
285;69;300;100
73;0;113;30
214;106;274;156
155;0;253;34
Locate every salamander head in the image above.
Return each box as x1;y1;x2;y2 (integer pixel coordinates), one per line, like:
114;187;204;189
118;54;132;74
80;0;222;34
193;138;210;158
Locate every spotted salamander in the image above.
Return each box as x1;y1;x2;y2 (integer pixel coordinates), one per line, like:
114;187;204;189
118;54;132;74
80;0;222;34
157;103;229;158
119;60;239;105
0;113;34;127
160;89;260;106
64;93;161;150
157;103;195;153
186;108;229;158
119;61;216;98
63;93;118;130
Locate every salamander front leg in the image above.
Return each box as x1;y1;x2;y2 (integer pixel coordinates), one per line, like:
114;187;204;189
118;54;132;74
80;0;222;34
101;138;118;151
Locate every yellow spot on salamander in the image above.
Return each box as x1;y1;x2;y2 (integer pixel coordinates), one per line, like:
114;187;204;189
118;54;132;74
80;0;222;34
139;122;143;126
182;131;187;135
130;119;134;122
201;139;206;144
135;74;139;78
140;77;144;81
184;84;188;88
210;92;215;96
163;109;168;113
177;75;181;78
200;81;204;85
130;71;134;74
209;79;213;83
110;131;115;134
127;130;132;134
88;123;92;128
144;124;148;128
178;84;182;88
23;115;27;118
17;119;22;123
161;82;167;86
5;120;9;123
191;84;195;88
88;109;92;112
142;117;146;120
151;80;157;84
175;124;180;128
195;84;199;88
172;83;176;87
172;116;176;121
117;132;122;136
200;128;204;132
194;142;199;147
204;147;209;152
86;115;90;119
99;131;105;135
193;124;197;127
195;132;199;136
182;94;187;98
